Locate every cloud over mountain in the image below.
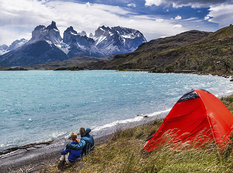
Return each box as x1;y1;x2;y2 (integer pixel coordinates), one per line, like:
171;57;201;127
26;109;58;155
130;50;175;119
0;0;233;46
145;0;233;7
0;21;146;67
0;0;197;45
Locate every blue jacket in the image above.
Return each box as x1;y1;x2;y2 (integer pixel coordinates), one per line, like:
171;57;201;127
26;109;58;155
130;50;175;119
68;128;94;150
68;139;86;150
61;141;82;163
82;128;94;147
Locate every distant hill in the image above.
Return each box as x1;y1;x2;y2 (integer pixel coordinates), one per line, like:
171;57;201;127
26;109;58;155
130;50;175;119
101;25;233;75
27;56;111;70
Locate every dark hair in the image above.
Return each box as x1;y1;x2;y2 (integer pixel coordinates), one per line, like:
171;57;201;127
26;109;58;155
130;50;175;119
80;127;85;137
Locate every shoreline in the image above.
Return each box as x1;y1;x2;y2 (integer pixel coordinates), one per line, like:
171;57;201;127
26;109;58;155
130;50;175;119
0;68;232;78
0;72;232;172
1;91;232;172
0;111;165;173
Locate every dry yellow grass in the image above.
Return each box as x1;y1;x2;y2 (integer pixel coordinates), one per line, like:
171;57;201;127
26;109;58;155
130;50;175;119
41;94;233;173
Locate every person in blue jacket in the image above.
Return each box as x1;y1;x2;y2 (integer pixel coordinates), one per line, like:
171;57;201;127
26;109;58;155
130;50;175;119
67;128;94;155
60;132;82;165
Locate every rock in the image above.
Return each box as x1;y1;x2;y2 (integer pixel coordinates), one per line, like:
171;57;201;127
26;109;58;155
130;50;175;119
0;21;146;67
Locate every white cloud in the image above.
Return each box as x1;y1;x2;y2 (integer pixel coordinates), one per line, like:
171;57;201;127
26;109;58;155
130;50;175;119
0;0;199;45
127;3;136;8
145;0;233;8
175;15;182;20
205;4;233;26
145;0;163;6
173;24;182;28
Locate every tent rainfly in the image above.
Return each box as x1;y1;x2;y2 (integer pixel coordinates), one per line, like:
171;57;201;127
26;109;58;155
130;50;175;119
144;89;233;151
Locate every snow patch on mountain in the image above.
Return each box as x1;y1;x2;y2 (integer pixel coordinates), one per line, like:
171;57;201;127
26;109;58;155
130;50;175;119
29;21;62;45
0;45;9;55
9;38;28;50
93;25;146;56
0;38;28;55
0;21;146;66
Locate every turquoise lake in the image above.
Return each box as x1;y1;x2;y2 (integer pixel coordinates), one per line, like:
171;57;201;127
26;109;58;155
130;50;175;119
0;70;232;150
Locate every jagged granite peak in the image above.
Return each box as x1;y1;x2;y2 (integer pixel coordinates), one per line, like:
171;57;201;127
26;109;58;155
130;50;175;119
95;25;111;37
80;31;87;37
0;39;28;55
46;21;58;30
63;26;78;44
65;26;78;34
34;25;45;31
63;26;94;47
0;22;147;66
94;25;146;55
9;38;28;50
0;44;9;55
30;21;62;45
64;27;86;37
63;26;97;57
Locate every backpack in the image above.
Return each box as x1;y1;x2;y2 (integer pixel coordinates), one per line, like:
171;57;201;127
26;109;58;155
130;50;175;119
82;140;94;156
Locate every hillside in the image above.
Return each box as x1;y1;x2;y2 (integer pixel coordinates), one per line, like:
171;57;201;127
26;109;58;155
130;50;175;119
101;25;233;75
41;94;233;173
27;56;110;70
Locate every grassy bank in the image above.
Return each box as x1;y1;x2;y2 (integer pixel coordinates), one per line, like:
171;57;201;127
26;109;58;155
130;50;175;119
41;94;233;173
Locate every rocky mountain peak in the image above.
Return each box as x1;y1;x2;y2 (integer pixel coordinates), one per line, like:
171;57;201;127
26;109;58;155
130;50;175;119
0;39;28;55
95;25;111;37
34;25;46;31
93;25;146;55
63;26;96;57
0;44;8;50
0;21;147;66
63;26;78;44
9;38;28;50
65;26;77;34
0;44;9;55
80;31;87;37
30;21;62;44
46;21;58;30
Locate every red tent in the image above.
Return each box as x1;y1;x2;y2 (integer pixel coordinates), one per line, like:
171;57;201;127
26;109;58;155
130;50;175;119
144;89;233;151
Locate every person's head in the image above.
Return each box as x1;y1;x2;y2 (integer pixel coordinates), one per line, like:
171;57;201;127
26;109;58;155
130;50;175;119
70;132;78;141
79;127;86;137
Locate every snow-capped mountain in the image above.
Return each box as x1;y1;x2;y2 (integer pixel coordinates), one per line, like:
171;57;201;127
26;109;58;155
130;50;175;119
94;25;146;56
0;39;28;55
63;26;100;57
63;25;146;57
29;21;62;45
0;22;68;66
9;38;28;50
0;21;146;67
0;44;8;55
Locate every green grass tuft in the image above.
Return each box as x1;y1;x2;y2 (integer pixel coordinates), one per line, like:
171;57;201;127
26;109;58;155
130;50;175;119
41;94;233;173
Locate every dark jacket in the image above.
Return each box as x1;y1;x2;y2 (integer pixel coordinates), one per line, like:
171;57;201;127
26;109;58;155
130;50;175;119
68;128;94;155
61;141;82;163
82;128;94;147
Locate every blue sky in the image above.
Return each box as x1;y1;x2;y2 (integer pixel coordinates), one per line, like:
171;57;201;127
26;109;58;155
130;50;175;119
1;0;233;45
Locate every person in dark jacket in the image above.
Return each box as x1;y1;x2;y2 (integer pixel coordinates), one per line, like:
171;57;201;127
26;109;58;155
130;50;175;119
67;128;94;155
60;132;82;164
81;128;94;155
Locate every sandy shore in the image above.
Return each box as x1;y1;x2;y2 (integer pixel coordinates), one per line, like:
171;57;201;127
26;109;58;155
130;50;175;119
0;114;160;173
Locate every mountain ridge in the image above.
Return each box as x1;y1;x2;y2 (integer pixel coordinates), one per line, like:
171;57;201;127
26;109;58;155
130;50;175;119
0;21;146;67
99;25;233;75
